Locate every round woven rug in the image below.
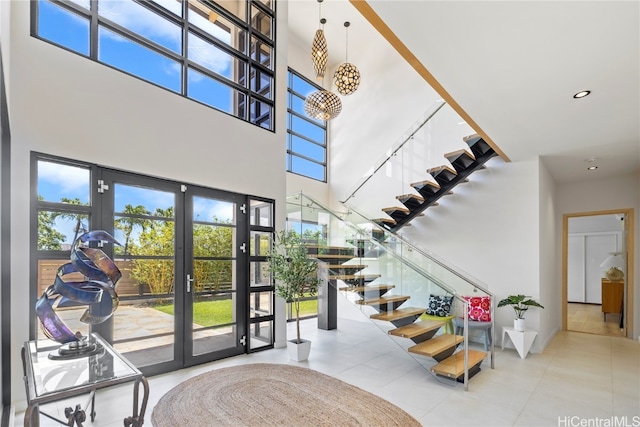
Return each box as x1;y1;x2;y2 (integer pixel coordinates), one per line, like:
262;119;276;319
151;363;421;426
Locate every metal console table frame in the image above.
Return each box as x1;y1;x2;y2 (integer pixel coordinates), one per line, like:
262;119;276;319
22;333;149;427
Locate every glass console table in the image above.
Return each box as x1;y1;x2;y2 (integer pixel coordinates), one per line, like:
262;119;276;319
22;333;149;427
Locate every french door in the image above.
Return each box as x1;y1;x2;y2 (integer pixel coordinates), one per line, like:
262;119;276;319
99;171;247;375
33;155;274;377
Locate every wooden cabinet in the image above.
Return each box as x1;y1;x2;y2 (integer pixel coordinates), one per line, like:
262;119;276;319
601;279;624;319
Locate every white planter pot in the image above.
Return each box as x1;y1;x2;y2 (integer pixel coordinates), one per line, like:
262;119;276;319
287;339;311;361
514;318;526;332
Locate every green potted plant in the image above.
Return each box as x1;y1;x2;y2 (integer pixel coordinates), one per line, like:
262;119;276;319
497;294;544;332
268;230;320;361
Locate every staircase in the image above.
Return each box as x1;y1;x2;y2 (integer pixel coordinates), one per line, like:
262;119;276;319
374;135;498;231
285;104;498;389
306;241;488;384
286;189;495;390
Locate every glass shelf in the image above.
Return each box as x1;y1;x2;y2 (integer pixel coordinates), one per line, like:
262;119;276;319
22;333;148;426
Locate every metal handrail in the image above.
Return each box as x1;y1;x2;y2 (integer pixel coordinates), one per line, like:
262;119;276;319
287;192;496;388
340;100;447;204
296;192;494;298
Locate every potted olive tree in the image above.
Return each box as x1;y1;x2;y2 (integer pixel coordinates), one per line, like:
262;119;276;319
497;294;544;332
268;230;320;361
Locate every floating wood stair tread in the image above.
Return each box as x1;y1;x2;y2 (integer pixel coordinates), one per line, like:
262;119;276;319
430;350;487;379
370;307;426;321
332;274;381;281
388;319;444;338
462;133;481;143
356;295;410;306
464;135;496;158
372;218;397;225
408;335;464;357
322;264;367;269
396;194;425;210
309;254;355;260
427;165;457;176
305;245;356;255
396;194;424;203
411;179;440;190
444;148;475;161
382;206;410;214
340;284;395;293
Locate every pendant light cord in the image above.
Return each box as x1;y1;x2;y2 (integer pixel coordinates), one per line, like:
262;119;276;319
344;22;350;63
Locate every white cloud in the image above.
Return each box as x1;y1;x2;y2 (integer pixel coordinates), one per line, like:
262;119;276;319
99;0;182;50
188;35;232;76
38;161;90;194
193;198;234;223
98;0;233;77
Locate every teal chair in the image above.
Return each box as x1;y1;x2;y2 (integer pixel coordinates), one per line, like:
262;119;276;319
453;317;492;351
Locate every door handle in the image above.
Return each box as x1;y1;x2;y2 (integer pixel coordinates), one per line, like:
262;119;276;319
186;274;194;293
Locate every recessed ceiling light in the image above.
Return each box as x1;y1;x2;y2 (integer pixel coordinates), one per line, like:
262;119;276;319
587;166;598;170
574;90;591;99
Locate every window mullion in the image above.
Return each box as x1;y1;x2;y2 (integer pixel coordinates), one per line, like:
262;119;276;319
90;0;99;60
288;130;325;148
181;1;189;97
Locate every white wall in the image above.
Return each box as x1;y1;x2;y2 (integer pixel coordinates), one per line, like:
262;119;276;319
8;0;289;402
398;157;547;349
557;172;640;339
538;159;560;349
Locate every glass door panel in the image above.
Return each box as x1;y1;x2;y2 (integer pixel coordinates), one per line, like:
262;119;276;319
100;173;183;375
186;190;246;364
191;259;237;356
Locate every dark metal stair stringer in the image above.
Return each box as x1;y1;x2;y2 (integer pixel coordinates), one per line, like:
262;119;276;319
389;136;498;231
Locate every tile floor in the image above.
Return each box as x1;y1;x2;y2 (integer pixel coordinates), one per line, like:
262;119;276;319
567;302;625;337
13;298;640;427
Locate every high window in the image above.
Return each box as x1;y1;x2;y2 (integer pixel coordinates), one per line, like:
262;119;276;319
33;0;276;130
286;68;327;182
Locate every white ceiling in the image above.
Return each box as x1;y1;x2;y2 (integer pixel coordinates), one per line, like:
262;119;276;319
287;0;640;185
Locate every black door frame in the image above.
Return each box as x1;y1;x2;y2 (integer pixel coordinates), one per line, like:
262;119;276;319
183;184;248;367
31;154;274;379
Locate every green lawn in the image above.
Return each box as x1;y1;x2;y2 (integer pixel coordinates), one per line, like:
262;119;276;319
155;299;233;327
296;299;318;317
154;297;318;325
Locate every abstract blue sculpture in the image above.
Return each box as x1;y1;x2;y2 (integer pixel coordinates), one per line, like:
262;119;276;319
36;230;122;345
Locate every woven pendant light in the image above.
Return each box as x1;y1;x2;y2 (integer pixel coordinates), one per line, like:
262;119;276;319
304;90;342;121
311;1;328;80
333;22;360;95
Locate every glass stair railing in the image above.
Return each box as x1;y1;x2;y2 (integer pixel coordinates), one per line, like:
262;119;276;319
286;192;495;391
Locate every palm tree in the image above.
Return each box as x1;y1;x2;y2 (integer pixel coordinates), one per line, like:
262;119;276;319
114;204;151;256
51;197;89;245
37;196;66;250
